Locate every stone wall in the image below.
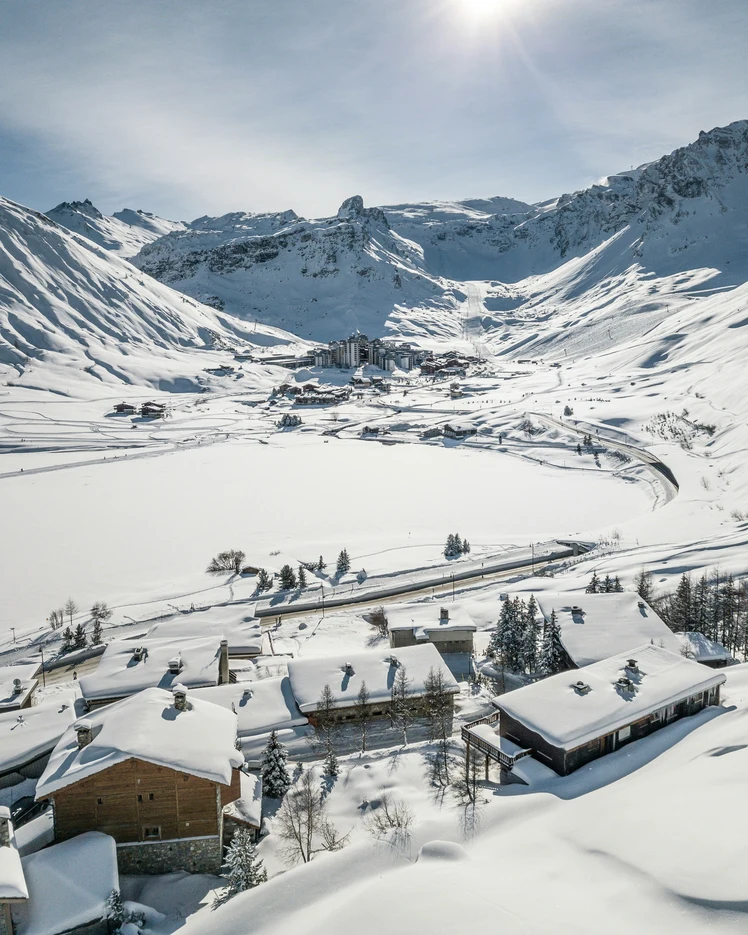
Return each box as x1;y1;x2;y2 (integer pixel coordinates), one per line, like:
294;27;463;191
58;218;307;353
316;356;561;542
1;903;12;935
116;835;222;875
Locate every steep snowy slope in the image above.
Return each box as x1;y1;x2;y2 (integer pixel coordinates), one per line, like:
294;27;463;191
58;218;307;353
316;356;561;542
133;195;458;342
46;199;187;258
0;196;296;393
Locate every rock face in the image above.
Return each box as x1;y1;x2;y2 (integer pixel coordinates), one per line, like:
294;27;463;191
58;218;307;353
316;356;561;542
125;120;748;341
47;200;187;258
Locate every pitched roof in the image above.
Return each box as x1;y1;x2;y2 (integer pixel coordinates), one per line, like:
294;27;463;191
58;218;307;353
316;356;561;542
36;687;243;798
677;631;734;664
146;617;262;656
79;636;223;701
0;664;41;712
287;643;459;714
192;677;306;737
12;832;117;935
0;693;78;777
495;643;726;751
223;771;262;828
386;602;476;636
533;592;681;667
0;809;27;901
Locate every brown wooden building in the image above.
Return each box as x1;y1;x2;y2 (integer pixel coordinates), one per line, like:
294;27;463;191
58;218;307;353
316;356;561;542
35;686;245;874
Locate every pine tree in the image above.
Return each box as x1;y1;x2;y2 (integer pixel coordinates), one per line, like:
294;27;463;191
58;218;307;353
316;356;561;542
602;574;613;593
336;549;351;576
503;597;525;671
522;595;541;672
462;539;471;555
298;565;307;589
221;829;267;899
454;534;462;554
585;572;600;594
316;555;326;572
91;618;103;646
279;564;297;590
444;534;456;558
256;568;272;591
538;610;566;675
671;573;693;631
613;576;624;592
634;569;654;602
73;623;87;649
104;889;125;928
324;748;339;777
261;730;290;798
61;626;74;653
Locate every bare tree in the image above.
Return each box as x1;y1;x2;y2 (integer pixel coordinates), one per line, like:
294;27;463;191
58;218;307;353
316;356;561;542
390;665;413;745
368;606;389;639
207;549;246;574
314;684;338;758
364;788;414;847
49;609;65;630
275;769;348;865
354;680;372;753
424;666;454;785
64;598;78;627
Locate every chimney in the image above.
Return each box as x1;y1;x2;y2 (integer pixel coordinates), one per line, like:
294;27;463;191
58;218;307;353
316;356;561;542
172;684;188;712
219;640;230;685
439;607;449;624
625;658;639;674
344;662;354;675
390;654;399;667
0;806;10;847
74;719;94;749
12;678;23;695
168;654;183;675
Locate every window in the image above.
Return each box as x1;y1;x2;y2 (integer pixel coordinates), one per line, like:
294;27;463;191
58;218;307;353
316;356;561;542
142;826;161;841
138;793;156;803
97;797;103;805
617;726;631;744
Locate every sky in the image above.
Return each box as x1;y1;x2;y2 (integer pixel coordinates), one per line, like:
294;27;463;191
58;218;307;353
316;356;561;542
0;0;747;221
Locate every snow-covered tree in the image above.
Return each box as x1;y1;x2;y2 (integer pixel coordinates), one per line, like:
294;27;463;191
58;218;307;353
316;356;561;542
61;626;74;653
256;568;272;591
324;748;339;777
297;565;307;588
103;889;125;928
354;680;371;753
73;623;87;650
444;534;456;558
279;564;297;590
261;730;290;798
336;549;351;576
521;595;541;672
91;618;103;646
221;829;267;899
462;539;471;555
634;569;654;602
585;571;600;594
538;610;566;675
207;549;245;574
612;575;624;592
316;555;327;572
390;665;413;745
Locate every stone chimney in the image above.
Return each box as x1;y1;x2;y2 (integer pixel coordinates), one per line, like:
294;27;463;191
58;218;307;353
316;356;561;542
0;806;10;846
74;719;94;749
172;684;188;712
439;607;449;625
219;639;230;685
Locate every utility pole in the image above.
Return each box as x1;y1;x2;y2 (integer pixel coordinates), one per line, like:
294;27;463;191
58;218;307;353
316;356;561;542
10;627;15;644
452;573;455;601
39;647;46;687
531;542;535;574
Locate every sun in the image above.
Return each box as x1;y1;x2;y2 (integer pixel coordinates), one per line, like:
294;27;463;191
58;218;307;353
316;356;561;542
460;0;506;19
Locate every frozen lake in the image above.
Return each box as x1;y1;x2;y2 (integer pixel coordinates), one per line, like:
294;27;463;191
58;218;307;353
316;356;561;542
1;434;653;629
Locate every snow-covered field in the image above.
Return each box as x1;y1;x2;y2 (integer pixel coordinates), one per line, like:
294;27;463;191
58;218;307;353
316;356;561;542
0;431;652;630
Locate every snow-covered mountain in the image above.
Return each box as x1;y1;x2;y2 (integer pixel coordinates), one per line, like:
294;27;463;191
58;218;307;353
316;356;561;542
128;121;748;343
46;199;187;258
0;196;297;393
132;194;456;342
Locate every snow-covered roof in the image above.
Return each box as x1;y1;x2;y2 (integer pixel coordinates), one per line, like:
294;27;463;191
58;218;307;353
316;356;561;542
79;636;224;701
0;664;41;712
386;602;476;637
0;810;28;901
0;693;78;777
677;631;734;664
192;677;306;737
146;617;263;656
223;771;262;828
534;592;681;667
495;643;726;751
36;687;243;799
287;644;459;713
12;832;117;935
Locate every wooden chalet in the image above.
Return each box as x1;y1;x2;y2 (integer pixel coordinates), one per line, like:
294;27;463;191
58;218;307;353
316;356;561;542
35;686;245;874
0;665;41;714
493;644;726;776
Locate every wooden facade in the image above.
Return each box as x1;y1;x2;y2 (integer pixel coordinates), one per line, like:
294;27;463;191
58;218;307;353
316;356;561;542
499;684;722;776
45;757;241;845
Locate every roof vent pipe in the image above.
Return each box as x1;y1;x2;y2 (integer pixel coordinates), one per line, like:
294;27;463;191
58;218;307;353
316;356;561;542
12;678;23;695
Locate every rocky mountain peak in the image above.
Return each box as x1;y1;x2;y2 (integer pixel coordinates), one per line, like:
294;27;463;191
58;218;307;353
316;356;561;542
337;195;390;229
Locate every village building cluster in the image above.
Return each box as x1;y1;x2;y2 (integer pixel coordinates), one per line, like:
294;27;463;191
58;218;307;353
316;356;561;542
312;334;429;371
0;584;737;933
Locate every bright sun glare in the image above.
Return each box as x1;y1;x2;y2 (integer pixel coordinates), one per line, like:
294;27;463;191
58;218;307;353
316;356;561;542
461;0;506;19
